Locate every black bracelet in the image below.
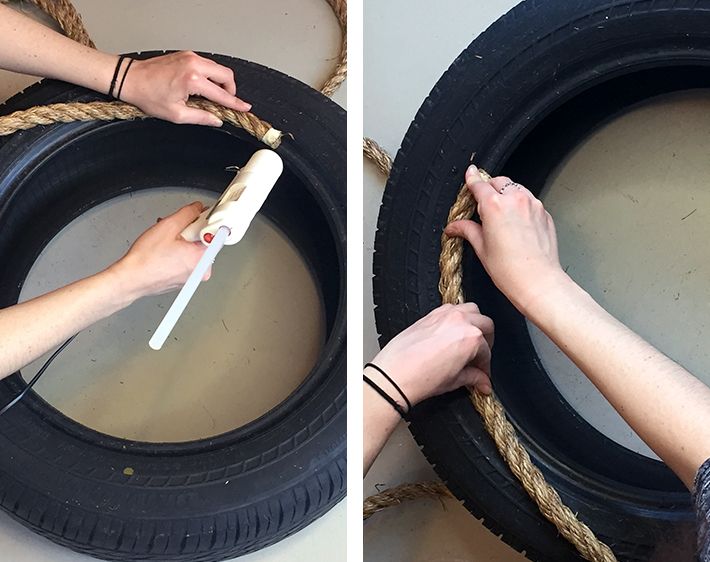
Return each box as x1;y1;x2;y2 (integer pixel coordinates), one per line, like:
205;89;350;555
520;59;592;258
115;58;135;101
364;362;412;412
108;55;127;98
363;374;408;419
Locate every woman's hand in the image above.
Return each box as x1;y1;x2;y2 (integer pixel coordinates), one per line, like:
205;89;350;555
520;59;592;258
0;9;250;126
120;51;252;126
445;165;567;314
369;302;494;406
109;201;212;300
364;302;494;473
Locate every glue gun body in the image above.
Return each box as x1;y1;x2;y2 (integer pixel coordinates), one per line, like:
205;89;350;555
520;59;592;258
181;149;284;245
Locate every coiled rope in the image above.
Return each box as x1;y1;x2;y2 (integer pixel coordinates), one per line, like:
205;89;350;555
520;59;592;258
363;151;616;560
0;0;347;148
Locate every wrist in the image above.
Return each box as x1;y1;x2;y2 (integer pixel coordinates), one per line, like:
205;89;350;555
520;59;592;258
103;259;146;307
363;379;403;422
76;50;120;97
116;58;142;104
365;360;423;409
516;269;586;323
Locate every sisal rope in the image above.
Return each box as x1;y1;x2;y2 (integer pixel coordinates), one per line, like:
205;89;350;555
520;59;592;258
363;142;617;561
0;0;350;146
0;99;283;147
363;137;392;177
363;481;452;521
320;0;347;97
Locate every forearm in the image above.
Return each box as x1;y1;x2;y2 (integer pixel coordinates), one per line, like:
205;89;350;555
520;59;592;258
0;266;138;379
363;382;401;475
524;272;710;488
0;4;116;93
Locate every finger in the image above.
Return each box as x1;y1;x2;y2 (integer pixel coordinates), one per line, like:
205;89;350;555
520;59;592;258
468;179;497;206
456;302;480;315
174;105;223;127
465;164;485;183
489;176;513;193
161;201;205;235
192;58;252;111
445;219;484;255
195;57;238;95
192;76;251;112
465;165;495;201
460;365;492;395
469;336;492;374
469;313;494;349
490;176;534;199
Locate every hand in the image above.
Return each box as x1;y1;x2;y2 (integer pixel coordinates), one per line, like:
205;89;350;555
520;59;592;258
370;303;494;406
445;165;567;313
109;201;211;300
119;51;252;126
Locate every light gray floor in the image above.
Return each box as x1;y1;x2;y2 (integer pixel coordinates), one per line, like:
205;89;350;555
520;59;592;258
365;1;710;560
0;1;345;561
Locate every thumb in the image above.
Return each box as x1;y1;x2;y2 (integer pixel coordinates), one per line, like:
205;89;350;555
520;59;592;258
460;365;492;395
445;219;484;255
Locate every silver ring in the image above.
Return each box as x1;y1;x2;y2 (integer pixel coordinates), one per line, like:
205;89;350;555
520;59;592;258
499;180;521;193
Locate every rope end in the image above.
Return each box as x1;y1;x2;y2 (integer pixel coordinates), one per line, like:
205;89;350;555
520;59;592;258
261;127;284;149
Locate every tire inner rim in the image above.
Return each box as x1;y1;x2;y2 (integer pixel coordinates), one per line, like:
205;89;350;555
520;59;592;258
529;89;710;462
7;121;336;444
20;189;325;443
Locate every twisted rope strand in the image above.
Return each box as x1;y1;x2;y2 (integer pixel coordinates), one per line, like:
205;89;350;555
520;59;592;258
363;482;453;520
363;137;392;176
363;142;617;561
320;0;347;97
0;99;283;147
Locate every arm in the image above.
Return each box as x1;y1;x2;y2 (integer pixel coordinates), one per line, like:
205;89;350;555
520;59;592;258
0;4;250;125
0;201;210;379
446;166;710;489
364;303;494;474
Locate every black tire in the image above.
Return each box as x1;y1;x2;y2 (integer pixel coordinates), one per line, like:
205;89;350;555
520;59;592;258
373;3;709;561
0;52;346;561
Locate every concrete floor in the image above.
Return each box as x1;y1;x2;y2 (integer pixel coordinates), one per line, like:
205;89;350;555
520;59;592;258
365;0;710;560
0;1;345;560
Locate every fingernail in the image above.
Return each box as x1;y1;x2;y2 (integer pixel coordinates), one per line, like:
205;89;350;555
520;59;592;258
466;165;478;176
211;118;223;127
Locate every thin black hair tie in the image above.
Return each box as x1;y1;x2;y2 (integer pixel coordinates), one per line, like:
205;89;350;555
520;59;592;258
364;362;412;412
115;58;135;101
363;374;407;419
108;55;127;98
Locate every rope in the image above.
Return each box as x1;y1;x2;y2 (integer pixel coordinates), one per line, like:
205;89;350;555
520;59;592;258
0;0;350;145
363;137;392;176
320;0;347;97
363;481;452;520
363;144;617;561
0;99;283;147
